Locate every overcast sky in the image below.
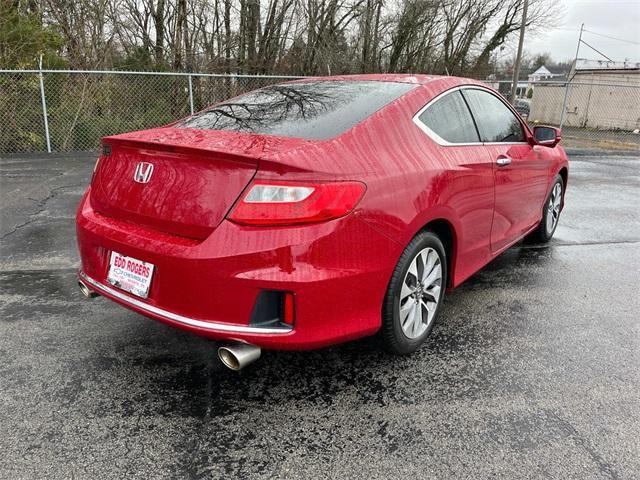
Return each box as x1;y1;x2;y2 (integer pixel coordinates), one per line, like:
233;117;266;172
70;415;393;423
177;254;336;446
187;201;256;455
525;0;640;63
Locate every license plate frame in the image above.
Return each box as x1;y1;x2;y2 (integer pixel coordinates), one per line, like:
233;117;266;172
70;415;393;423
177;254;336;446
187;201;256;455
106;251;155;298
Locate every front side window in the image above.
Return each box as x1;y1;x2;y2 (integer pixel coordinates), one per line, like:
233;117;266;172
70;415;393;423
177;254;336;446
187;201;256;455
461;89;525;143
416;91;480;144
176;81;416;140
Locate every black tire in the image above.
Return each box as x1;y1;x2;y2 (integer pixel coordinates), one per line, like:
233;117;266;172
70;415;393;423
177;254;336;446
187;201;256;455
380;230;447;355
529;175;564;243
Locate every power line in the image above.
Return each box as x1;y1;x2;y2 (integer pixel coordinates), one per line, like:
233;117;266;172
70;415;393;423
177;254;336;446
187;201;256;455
544;27;640;45
583;28;640;46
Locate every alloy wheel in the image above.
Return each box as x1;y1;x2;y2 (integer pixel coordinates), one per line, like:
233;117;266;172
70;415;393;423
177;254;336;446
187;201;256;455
546;182;562;234
398;247;442;339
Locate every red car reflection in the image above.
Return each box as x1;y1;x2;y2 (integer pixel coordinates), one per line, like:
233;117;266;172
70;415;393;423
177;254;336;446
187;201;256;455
76;74;568;367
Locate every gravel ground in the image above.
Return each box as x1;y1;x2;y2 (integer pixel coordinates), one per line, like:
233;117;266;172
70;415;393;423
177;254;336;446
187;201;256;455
1;149;639;479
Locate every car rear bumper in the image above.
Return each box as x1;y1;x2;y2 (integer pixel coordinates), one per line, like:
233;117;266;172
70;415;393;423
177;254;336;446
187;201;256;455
78;271;293;335
76;188;401;350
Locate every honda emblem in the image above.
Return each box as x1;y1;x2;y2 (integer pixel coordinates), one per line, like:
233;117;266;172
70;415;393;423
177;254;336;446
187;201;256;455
133;162;154;183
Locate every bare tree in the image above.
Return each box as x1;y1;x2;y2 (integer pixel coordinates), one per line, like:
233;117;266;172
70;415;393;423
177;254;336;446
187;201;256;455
18;0;558;77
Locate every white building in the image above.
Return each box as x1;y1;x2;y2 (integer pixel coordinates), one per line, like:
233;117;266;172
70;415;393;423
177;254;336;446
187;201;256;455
527;65;565;89
528;65;554;82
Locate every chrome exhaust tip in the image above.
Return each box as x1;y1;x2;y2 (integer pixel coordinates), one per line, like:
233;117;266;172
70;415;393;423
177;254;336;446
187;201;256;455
218;343;261;371
78;280;99;299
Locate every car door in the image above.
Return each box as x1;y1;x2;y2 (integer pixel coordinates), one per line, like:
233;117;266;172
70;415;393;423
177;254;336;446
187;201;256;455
461;88;549;253
413;89;495;283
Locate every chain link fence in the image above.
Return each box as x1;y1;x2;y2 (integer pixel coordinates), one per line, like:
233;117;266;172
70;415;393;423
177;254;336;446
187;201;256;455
492;79;640;151
1;70;639;154
0;70;302;154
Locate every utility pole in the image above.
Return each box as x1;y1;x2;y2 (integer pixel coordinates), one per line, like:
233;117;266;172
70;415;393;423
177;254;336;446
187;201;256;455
559;23;584;129
510;0;529;103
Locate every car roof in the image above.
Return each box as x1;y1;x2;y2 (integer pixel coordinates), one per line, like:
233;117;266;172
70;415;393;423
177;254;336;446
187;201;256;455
287;73;443;85
286;74;492;94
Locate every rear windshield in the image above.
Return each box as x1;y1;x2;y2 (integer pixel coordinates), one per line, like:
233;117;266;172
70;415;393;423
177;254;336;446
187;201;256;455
176;80;417;140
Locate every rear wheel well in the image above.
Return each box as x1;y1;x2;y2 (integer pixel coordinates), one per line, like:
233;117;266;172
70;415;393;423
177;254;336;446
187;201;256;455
421;219;455;288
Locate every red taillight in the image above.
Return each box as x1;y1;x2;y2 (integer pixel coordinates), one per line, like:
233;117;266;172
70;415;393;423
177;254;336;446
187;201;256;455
228;180;366;226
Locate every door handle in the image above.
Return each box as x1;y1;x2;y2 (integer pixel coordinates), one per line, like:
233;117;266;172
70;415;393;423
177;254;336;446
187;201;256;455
496;157;512;167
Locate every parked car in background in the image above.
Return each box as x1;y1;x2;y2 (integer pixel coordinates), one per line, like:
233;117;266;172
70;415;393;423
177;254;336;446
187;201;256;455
76;75;568;370
514;98;531;119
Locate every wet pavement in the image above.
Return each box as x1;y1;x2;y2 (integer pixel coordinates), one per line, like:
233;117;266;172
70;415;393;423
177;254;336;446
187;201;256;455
1;150;639;479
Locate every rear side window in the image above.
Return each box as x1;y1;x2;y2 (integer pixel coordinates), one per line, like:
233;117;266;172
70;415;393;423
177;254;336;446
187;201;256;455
176;81;417;140
416;91;479;144
461;89;525;143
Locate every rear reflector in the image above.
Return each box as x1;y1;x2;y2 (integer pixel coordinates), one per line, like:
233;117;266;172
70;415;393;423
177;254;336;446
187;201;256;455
283;293;295;326
249;290;295;328
228;180;366;226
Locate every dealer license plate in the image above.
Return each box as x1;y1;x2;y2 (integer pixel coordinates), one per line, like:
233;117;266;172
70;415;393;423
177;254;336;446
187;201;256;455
107;252;155;298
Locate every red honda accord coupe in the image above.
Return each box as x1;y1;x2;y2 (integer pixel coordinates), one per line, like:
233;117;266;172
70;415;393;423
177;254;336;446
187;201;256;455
76;74;568;369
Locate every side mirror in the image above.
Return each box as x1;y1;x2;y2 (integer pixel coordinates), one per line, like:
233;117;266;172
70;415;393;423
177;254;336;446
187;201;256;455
533;126;561;147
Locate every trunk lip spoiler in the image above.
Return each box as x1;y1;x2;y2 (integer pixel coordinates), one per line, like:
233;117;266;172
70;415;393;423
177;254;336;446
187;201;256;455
78;271;293;335
102;127;312;165
102;137;263;166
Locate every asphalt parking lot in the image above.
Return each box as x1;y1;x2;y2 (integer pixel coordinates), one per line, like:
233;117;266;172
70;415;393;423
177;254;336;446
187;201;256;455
1;150;639;479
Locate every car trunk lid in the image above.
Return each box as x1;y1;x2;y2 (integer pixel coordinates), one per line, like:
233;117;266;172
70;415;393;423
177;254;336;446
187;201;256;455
90;128;294;239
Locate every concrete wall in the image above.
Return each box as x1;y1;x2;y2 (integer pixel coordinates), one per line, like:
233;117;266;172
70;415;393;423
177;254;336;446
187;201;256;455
529;71;640;131
529;84;565;126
